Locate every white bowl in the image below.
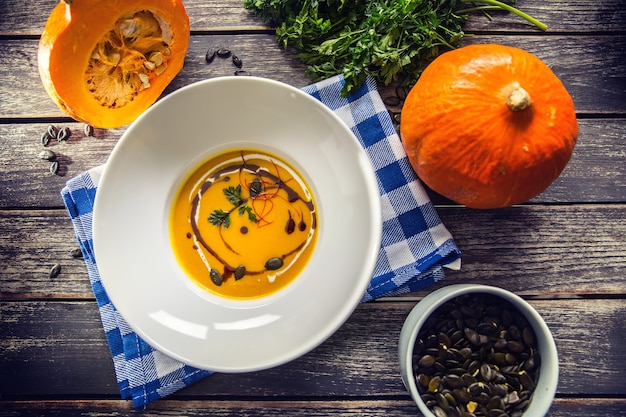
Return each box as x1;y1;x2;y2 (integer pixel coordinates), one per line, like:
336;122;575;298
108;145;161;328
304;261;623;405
93;76;382;372
399;284;558;417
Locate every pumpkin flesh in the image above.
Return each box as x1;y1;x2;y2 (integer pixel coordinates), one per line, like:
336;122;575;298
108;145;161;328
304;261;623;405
38;0;190;128
400;44;578;209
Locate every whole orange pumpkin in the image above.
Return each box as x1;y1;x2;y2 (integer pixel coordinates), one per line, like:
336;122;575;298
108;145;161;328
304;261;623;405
38;0;190;128
400;44;578;209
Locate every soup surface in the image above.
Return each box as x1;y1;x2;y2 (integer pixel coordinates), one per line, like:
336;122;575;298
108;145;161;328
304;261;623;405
170;149;318;299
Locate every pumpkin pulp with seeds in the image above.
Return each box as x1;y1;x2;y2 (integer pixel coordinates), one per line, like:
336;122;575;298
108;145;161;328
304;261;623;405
38;0;189;128
170;149;318;300
86;10;173;109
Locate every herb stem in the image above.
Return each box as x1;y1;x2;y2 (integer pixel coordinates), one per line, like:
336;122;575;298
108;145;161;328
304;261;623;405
460;0;548;31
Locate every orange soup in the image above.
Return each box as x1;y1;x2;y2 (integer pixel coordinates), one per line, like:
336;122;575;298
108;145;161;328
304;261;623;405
170;149;318;300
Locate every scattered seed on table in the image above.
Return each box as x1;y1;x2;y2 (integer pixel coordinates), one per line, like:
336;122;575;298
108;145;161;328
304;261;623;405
49;263;61;278
47;124;58;138
383;95;402;107
216;48;231;58
205;48;216;64
234;70;251;76
70;247;83;258
41;131;52;146
395;85;409;100
57;126;71;142
84;124;94;137
232;54;242;68
38;149;56;161
49;161;59;175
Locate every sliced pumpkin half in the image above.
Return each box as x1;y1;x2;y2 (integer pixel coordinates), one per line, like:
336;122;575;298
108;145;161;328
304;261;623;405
38;0;190;128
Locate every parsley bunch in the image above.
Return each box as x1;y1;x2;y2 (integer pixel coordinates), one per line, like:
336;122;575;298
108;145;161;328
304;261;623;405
244;0;546;95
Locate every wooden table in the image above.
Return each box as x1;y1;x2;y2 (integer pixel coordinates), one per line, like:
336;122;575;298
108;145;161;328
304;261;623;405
1;1;625;415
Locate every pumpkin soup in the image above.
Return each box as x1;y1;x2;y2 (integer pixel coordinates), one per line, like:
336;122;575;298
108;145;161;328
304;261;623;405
170;149;318;299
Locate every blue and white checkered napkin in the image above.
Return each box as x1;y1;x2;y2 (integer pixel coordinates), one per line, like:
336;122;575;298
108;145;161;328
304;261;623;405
61;74;461;409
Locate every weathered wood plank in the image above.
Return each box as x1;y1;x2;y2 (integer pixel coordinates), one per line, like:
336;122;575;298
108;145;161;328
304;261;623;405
1;0;624;35
1;300;625;397
0;118;625;208
1;35;625;119
0;398;625;417
434;204;626;296
0;210;92;298
1;204;625;299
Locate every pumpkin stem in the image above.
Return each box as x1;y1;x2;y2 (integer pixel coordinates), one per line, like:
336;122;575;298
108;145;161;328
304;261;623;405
506;87;532;112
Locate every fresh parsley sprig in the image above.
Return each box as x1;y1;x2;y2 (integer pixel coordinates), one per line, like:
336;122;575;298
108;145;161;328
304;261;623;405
244;0;546;96
208;185;258;228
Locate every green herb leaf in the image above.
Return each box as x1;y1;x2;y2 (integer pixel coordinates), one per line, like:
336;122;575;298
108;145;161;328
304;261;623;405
239;205;258;223
224;185;243;206
209;209;231;228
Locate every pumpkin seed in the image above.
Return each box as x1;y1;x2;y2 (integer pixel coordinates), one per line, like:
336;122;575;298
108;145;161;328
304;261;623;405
480;363;496;382
210;269;223;286
249;179;262;198
265;257;283;270
428;376;442;393
436;392;450;411
506;340;525;353
432;406;447;417
232;54;242;68
419;354;436;368
205;48;216;64
47;124;58;138
442;374;464;389
84;124;94;137
417;373;430;388
452;388;470;404
234;265;246;280
383;95;402;107
39;149;56;161
395;85;408;100
216;48;231;58
41;131;52;146
70;247;83;258
49;263;61;278
57;126;71;142
234;70;251;76
522;326;535;346
49;161;59;175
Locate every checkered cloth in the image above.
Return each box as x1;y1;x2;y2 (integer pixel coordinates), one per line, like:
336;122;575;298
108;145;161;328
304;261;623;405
61;74;461;409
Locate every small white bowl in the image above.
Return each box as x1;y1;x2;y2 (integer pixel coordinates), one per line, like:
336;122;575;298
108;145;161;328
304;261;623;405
399;284;558;417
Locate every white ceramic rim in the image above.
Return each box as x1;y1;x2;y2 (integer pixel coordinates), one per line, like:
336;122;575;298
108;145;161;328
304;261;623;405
93;76;382;372
398;284;559;417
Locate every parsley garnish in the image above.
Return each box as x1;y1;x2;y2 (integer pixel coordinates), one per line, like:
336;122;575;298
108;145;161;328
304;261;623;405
244;0;546;96
208;185;258;228
224;185;244;206
208;208;232;228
